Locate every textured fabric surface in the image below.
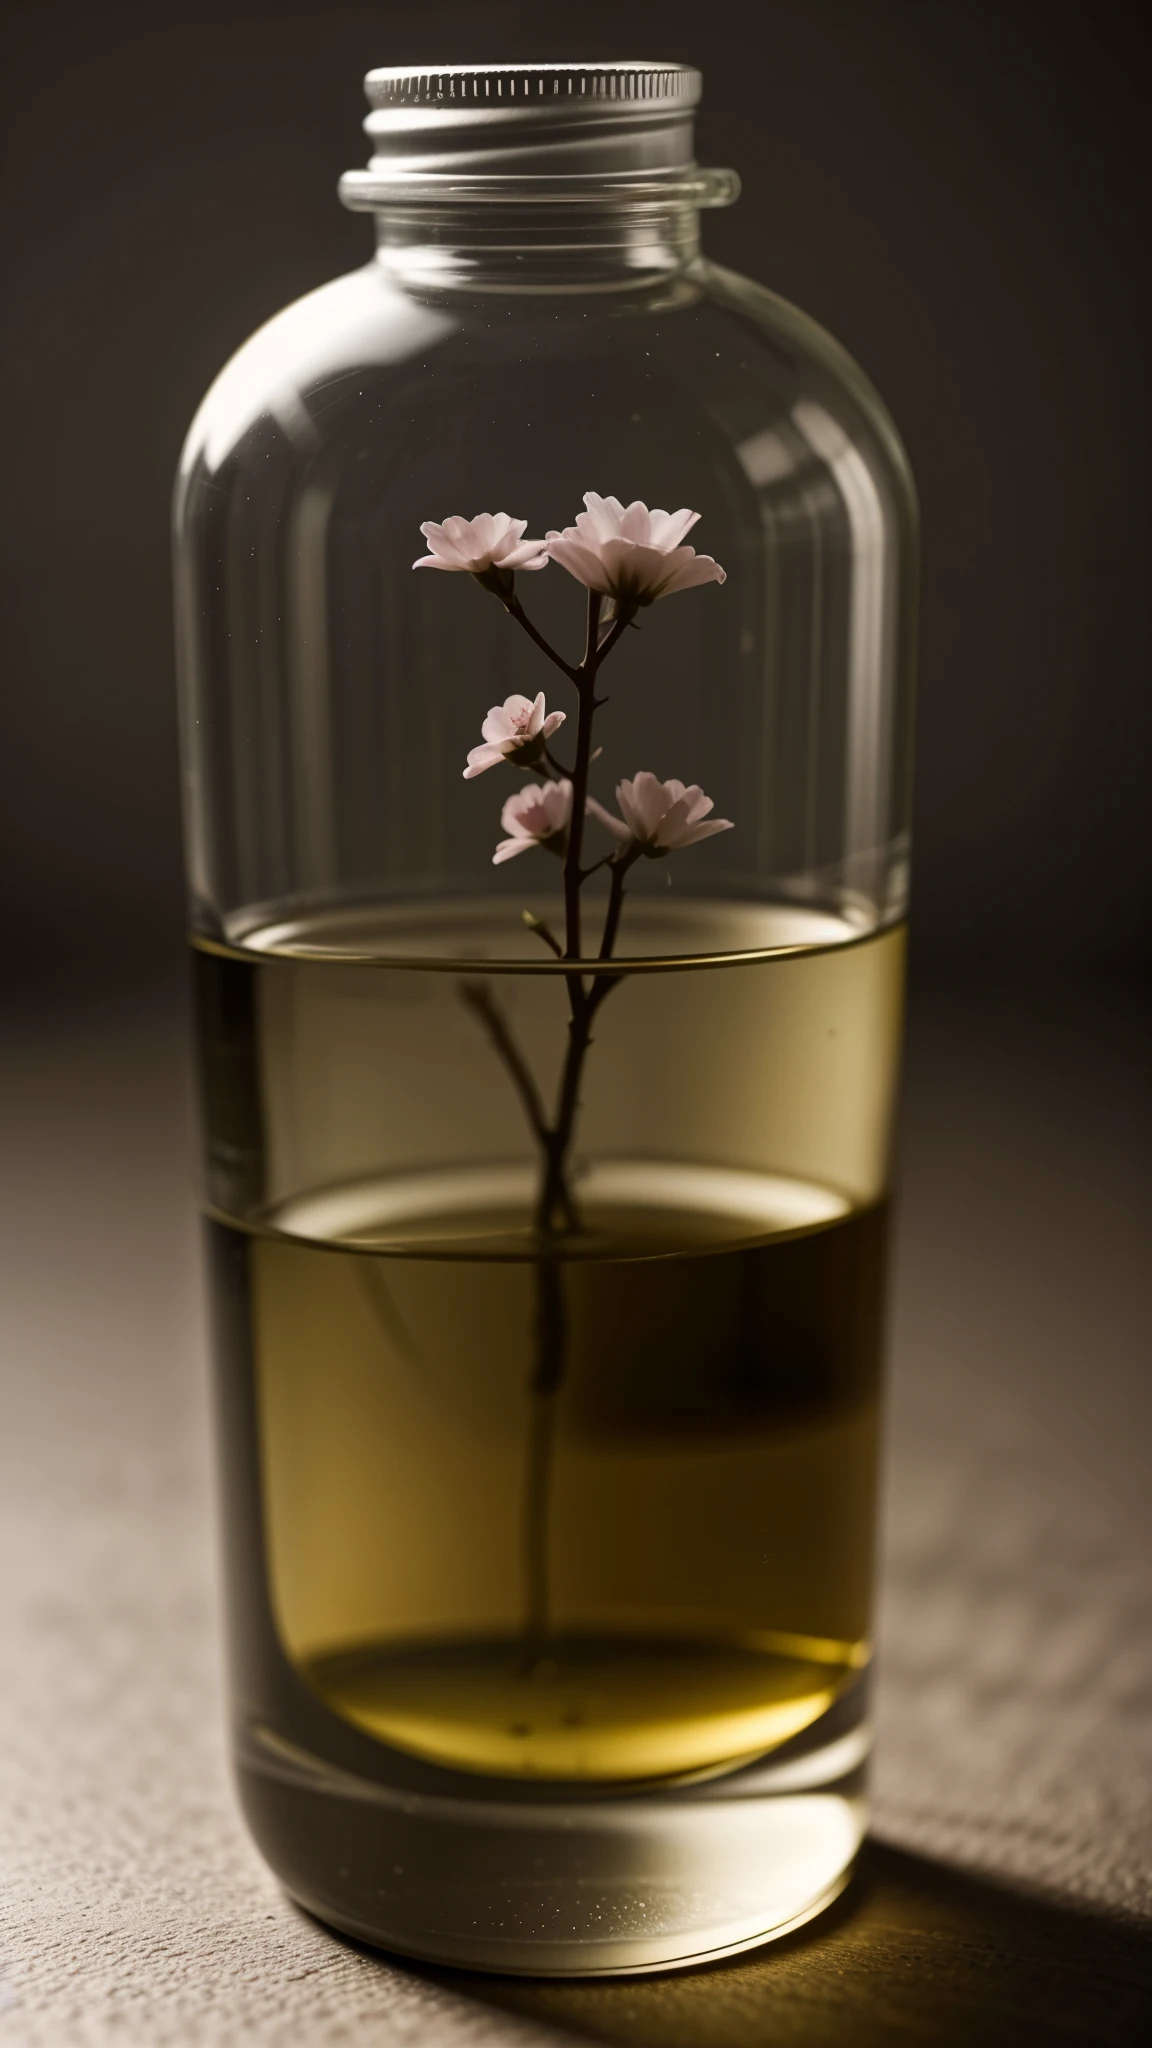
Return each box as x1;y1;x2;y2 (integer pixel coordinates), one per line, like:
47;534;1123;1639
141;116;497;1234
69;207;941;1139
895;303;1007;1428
2;978;1149;2044
874;981;1152;1922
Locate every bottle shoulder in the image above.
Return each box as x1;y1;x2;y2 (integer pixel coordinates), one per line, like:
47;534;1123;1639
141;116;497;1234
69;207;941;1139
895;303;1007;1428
690;259;917;515
176;265;454;485
175;254;915;531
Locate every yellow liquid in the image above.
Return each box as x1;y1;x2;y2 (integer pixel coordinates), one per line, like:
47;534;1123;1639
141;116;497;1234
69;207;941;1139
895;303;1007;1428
304;1633;862;1781
197;900;903;1784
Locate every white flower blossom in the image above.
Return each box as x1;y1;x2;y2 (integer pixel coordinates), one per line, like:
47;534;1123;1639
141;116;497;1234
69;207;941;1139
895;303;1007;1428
463;692;567;780
413;513;549;578
589;772;734;855
546;494;726;607
493;779;574;865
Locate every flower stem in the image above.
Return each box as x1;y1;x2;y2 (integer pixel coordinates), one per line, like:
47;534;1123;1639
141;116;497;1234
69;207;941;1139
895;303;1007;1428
522;910;564;958
521;1255;565;1669
458;980;551;1150
502;591;580;685
463;585;642;1660
560;593;603;962
596;849;639;966
558;597;632;965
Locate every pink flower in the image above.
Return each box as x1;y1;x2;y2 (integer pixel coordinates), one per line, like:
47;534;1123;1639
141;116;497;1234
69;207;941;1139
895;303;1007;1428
464;692;567;780
413;513;549;578
493;779;573;865
546;494;726;607
590;773;734;855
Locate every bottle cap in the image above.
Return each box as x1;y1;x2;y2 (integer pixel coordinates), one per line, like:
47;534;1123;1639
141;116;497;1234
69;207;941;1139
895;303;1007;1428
340;61;737;207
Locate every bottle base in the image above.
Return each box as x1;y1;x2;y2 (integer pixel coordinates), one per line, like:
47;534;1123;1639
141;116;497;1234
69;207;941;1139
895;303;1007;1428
237;1718;866;1976
303;1871;853;1978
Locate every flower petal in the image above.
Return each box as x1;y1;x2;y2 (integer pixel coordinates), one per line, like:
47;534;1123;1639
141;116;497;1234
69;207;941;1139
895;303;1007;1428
441;515;476;546
646;506;700;549
596;537;683;599
419;522;478;568
420;524;459;557
470;512;502;554
675;816;734;847
418;524;473;566
579;493;626;543
463;743;507;779
499;778;573;841
479;703;515;744
618;500;655;543
540;780;574;832
614;781;641;838
586;795;631;841
620;772;667;839
572;509;608;548
492;836;537;864
546;535;614;594
604;770;732;851
499;541;550;570
654;792;698;848
655;551;727;595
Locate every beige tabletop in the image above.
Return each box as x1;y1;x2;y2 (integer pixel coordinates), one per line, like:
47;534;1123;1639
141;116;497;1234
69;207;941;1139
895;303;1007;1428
3;975;1150;2045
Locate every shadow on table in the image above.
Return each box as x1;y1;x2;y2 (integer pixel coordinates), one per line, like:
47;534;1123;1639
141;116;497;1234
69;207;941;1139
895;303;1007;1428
378;1841;1152;2048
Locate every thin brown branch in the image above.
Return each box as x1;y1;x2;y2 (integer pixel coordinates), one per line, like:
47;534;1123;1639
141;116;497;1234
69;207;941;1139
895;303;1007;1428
594;608;632;666
458;980;550;1146
504;593;580;685
597;850;638;962
581;588;604;670
560;591;612;963
521;1255;565;1665
522;910;564;959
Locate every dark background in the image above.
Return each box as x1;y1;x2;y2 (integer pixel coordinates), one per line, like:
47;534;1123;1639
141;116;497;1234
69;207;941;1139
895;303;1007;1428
2;0;1149;990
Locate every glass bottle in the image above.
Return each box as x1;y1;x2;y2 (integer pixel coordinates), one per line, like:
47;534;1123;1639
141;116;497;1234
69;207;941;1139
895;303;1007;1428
174;62;916;1976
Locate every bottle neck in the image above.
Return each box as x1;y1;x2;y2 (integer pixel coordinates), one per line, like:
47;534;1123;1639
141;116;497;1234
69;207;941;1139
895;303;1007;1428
341;66;738;294
371;197;704;294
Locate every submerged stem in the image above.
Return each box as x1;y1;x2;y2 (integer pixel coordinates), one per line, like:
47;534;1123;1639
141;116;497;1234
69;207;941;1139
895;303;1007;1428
521;1256;566;1667
458;981;550;1148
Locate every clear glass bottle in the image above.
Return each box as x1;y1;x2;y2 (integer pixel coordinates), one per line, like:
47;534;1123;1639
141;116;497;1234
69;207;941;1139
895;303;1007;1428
174;62;916;1975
